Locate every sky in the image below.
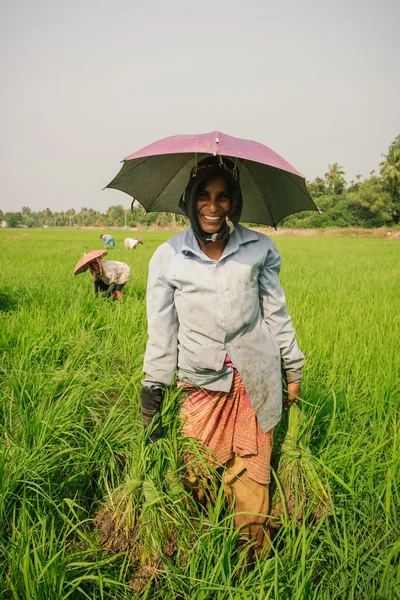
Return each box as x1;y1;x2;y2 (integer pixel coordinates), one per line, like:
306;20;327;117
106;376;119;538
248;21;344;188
1;0;399;214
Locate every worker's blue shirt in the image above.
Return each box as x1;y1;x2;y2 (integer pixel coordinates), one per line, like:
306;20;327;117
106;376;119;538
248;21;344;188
102;235;115;248
143;224;305;433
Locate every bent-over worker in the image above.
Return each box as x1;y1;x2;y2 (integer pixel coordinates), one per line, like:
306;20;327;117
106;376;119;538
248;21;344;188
124;237;143;250
100;234;115;249
89;257;131;300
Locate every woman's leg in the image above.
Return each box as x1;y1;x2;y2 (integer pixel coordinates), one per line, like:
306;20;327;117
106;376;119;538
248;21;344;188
223;455;271;556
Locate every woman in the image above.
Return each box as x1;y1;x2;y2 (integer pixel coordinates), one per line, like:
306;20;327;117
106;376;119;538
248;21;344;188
124;237;143;250
88;257;131;300
140;156;305;555
100;234;115;249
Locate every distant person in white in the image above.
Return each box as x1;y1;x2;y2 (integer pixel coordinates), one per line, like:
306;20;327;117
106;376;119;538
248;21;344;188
124;237;143;250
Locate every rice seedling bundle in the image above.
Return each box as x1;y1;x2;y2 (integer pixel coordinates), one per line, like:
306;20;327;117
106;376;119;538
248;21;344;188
270;402;331;527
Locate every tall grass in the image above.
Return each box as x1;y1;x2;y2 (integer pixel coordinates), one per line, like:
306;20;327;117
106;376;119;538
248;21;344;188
0;229;399;598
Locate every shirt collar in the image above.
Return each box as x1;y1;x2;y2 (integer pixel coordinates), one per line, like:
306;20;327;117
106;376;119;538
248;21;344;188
181;225;258;260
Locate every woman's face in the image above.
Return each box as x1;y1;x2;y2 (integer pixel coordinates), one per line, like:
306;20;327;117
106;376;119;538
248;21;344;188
88;260;101;274
195;176;232;234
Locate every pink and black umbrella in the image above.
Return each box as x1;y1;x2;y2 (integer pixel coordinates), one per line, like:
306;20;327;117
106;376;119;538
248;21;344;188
105;131;319;227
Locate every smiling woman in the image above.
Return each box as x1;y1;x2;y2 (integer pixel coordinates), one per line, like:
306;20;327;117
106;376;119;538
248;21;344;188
139;155;305;562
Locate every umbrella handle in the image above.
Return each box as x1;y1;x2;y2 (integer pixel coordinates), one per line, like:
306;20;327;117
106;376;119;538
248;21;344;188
130;198;138;223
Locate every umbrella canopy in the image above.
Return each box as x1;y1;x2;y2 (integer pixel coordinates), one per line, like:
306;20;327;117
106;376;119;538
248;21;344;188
74;250;108;275
105;131;319;227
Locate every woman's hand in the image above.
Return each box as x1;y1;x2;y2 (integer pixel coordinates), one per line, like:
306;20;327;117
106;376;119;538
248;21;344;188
284;382;301;410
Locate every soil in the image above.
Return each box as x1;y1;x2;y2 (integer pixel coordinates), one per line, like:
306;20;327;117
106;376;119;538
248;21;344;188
129;556;162;593
94;506;179;593
93;506;131;553
7;233;29;241
256;227;400;239
269;487;330;529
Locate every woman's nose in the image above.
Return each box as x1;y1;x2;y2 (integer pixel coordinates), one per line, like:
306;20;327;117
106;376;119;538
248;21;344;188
207;197;219;211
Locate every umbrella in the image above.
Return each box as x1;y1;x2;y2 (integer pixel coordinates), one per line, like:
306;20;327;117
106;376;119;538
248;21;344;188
74;250;108;275
105;131;319;227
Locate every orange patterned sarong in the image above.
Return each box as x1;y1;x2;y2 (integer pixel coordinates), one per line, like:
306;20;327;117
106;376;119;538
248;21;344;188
180;356;273;484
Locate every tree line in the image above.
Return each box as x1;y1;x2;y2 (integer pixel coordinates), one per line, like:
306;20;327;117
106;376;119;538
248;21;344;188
282;135;400;228
0;204;184;230
2;135;399;230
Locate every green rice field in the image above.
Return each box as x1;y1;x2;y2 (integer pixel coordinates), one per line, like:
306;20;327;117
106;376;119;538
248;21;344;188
0;228;399;599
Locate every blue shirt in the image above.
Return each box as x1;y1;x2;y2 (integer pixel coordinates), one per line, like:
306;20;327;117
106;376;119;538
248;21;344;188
102;235;115;248
143;224;305;433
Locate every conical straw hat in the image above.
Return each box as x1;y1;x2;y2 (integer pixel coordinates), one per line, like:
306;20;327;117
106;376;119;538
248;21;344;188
73;249;108;275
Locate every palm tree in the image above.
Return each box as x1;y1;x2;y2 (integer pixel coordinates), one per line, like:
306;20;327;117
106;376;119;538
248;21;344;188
40;208;53;227
324;163;346;194
307;177;327;197
66;209;76;227
21;206;32;218
107;205;125;227
380;148;400;204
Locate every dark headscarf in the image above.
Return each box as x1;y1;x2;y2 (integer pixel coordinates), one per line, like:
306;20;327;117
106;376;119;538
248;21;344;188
178;156;243;244
88;257;103;278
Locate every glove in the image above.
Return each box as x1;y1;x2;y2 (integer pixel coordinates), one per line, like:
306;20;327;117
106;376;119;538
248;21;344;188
140;385;164;442
101;282;116;298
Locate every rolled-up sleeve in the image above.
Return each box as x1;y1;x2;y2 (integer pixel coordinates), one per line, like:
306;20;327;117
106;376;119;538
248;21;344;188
143;248;179;386
258;242;305;381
